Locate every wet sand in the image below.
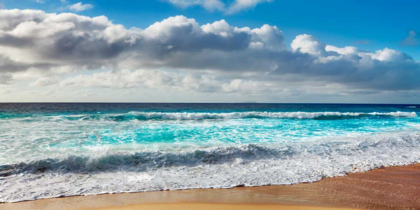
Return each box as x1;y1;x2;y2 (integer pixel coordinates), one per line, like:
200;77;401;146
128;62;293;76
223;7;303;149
1;164;419;210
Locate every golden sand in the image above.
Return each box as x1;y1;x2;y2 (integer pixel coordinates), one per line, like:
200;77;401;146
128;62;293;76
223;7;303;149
1;164;419;210
99;204;355;210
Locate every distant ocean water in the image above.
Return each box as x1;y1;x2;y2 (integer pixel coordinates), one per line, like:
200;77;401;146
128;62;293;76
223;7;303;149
0;103;419;202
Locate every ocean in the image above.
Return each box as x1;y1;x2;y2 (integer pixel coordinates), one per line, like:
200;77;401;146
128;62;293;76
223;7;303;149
0;103;419;202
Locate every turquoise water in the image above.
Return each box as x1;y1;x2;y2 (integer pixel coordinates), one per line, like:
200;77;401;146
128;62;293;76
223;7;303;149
0;103;419;202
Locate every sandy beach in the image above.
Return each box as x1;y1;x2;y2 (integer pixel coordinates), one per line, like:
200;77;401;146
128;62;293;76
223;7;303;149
2;0;420;208
1;164;419;210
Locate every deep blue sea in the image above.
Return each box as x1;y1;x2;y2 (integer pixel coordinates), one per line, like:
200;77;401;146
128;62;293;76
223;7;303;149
1;103;419;202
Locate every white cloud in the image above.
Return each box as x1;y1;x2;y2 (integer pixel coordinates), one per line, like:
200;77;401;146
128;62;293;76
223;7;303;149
227;0;272;14
0;9;420;101
0;74;13;84
59;69;291;96
31;76;61;86
166;0;271;14
291;34;327;56
2;89;12;94
68;2;93;12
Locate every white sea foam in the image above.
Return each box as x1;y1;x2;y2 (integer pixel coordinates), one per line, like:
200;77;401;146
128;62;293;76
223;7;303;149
1;109;419;202
130;111;418;119
72;111;417;121
1;131;419;203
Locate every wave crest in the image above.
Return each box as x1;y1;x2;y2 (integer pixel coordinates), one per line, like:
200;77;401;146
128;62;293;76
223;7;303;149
63;111;418;121
2;131;419;176
1;131;420;202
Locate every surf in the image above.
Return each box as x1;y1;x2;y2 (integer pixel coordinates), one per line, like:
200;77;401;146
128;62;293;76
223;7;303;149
56;111;418;122
1;131;419;202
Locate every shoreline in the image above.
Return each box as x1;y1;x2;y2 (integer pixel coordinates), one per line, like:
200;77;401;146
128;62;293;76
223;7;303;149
1;164;419;210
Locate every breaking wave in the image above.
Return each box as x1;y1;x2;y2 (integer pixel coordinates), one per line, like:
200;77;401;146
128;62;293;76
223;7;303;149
1;131;420;202
1;104;420;203
61;111;418;121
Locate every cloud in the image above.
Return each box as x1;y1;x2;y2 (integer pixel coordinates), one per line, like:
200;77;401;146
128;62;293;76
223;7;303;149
31;76;61;86
0;3;4;9
401;30;419;46
167;0;225;12
0;74;13;84
59;69;291;96
291;34;327;56
0;9;420;98
166;0;271;14
68;2;93;12
227;0;272;14
2;89;12;94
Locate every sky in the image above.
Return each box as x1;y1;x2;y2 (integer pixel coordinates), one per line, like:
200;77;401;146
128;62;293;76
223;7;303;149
0;0;419;103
